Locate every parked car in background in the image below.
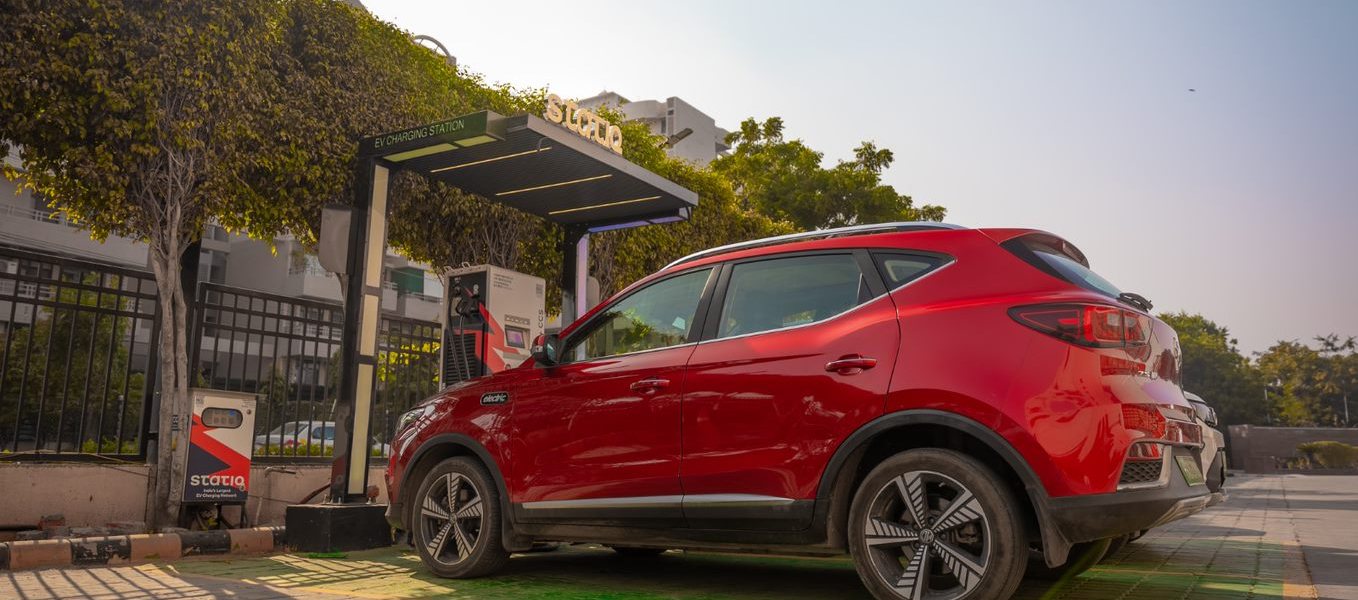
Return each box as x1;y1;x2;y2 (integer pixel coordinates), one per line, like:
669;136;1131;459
254;420;390;456
384;223;1224;600
1184;392;1227;493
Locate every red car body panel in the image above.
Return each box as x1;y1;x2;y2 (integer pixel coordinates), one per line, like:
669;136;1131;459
680;290;901;501
507;344;692;504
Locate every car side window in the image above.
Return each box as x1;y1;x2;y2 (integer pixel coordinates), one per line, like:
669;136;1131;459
717;254;867;339
564;268;712;362
873;253;948;290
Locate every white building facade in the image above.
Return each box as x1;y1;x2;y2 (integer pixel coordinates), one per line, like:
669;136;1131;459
576;91;731;166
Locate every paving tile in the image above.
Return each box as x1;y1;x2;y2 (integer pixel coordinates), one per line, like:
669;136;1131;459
2;474;1346;600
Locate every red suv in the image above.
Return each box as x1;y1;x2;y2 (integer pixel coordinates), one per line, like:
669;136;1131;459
385;223;1222;600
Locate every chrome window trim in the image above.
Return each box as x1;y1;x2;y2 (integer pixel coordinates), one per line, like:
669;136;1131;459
559;341;698;365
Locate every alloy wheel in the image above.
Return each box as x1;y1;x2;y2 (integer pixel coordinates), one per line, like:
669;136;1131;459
862;470;991;600
419;472;485;565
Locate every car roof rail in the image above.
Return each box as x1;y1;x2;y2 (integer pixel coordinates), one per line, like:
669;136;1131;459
663;222;967;270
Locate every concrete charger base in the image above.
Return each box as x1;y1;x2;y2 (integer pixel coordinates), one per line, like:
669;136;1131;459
285;504;392;552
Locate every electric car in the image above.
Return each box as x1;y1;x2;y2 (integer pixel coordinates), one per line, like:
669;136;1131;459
385;223;1222;600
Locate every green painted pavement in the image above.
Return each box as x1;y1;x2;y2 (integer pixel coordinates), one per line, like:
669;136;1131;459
161;535;1293;600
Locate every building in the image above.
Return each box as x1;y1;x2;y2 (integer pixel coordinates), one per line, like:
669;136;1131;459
576;91;731;166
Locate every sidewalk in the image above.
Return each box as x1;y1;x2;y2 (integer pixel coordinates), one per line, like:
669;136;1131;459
1;474;1347;600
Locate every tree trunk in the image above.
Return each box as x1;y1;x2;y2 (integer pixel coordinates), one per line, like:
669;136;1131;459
144;231;191;530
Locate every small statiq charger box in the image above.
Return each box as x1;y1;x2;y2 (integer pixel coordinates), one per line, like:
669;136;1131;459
181;389;257;516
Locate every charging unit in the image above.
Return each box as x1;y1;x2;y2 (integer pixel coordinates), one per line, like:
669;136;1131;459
441;264;546;387
181;389;257;505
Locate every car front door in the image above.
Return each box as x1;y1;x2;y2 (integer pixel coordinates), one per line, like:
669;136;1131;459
679;251;903;530
509;266;716;527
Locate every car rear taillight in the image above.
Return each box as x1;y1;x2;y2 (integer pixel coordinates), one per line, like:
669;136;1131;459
1123;402;1202;447
1009;303;1150;349
1122;403;1166;440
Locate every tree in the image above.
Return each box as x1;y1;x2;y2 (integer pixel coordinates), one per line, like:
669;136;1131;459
577;112;796;298
0;0;306;527
1256;336;1358;427
1158;312;1265;426
712;117;946;230
0;0;546;526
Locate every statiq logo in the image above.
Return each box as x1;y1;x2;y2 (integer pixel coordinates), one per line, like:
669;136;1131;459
189;474;246;489
481;392;510;405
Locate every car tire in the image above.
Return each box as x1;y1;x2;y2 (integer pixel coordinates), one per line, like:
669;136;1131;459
411;457;510;578
609;546;668;558
848;448;1028;600
1025;537;1111;580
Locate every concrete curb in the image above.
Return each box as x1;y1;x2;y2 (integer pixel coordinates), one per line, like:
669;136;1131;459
0;526;285;571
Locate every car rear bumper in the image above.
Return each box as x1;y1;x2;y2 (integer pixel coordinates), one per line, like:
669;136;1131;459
1044;446;1220;543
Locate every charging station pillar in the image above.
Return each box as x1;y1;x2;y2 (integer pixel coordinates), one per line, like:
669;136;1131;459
329;158;387;504
560;226;589;324
286;158;392;553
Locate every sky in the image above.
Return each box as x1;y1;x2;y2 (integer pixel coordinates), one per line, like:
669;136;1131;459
363;0;1358;356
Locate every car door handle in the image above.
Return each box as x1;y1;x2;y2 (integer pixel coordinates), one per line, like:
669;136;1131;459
630;378;671;392
825;356;877;374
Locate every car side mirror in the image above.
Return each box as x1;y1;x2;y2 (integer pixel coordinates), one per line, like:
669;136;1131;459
531;333;560;367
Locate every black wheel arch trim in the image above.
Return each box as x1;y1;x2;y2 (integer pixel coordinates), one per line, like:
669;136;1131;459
400;433;526;550
816;408;1073;566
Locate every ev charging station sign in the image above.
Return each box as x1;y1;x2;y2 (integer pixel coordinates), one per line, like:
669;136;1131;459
182;389;257;503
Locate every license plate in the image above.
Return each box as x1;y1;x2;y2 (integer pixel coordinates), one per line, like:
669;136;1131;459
1176;455;1206;486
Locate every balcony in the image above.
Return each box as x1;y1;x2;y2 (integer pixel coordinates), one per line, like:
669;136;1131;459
0;203;148;267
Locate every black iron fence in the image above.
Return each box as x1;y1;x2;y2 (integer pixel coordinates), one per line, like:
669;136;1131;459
189;283;441;461
0;246;160;460
1;244;443;463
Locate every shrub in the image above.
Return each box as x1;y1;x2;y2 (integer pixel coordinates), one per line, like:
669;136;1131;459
253;443;387;458
80;438;139;454
1297;441;1358;469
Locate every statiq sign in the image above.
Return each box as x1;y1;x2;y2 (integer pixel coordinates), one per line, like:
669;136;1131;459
545;94;624;155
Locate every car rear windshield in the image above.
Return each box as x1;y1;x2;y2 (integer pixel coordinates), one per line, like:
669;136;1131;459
1005;235;1122;298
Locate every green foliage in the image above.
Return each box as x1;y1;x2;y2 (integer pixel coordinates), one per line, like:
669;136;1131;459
1161;312;1357;427
712;117;946;230
1256;336;1358;427
1159;312;1265;426
1296;441;1358;468
254;443;384;458
584;113;796;297
0;1;286;244
80;438;139;454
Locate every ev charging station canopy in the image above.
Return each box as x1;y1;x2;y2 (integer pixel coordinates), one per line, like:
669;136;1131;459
321;109;698;510
367;110;697;229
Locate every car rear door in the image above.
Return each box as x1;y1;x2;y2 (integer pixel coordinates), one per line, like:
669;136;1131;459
509;266;717;527
678;250;901;530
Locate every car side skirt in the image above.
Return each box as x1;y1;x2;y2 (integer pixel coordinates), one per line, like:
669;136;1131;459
514;494;814;532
